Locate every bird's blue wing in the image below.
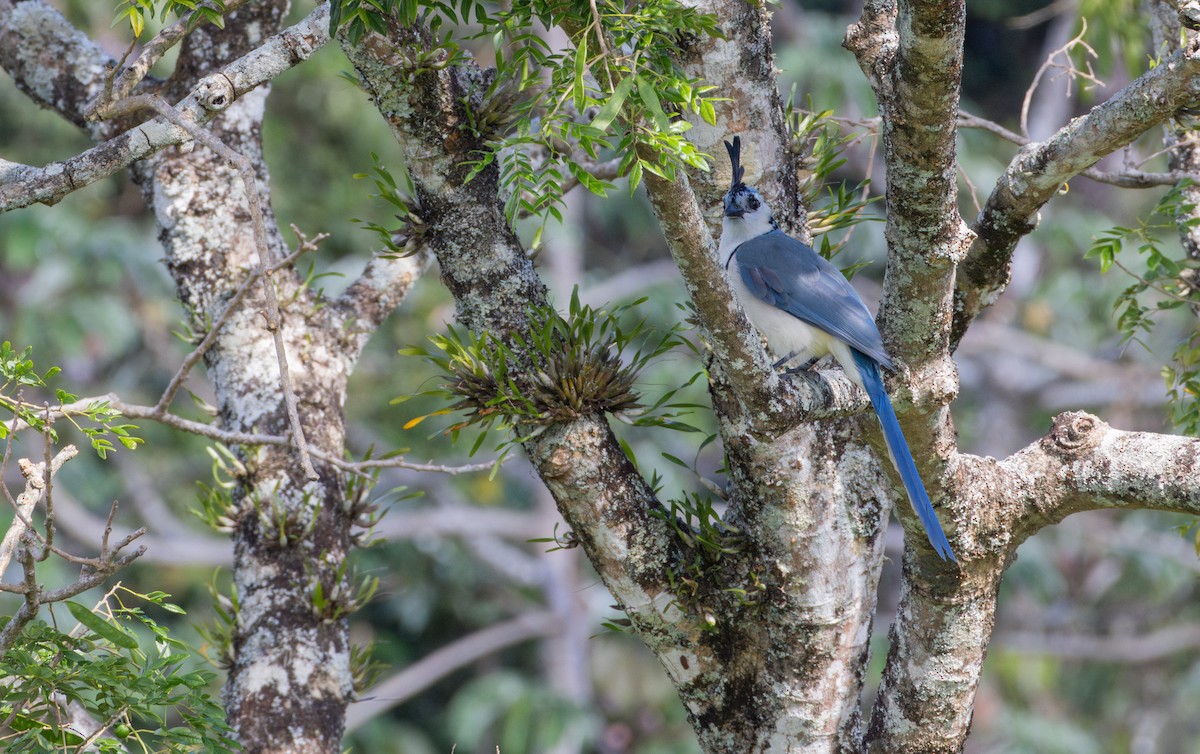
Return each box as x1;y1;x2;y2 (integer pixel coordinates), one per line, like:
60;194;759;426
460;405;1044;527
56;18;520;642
732;231;892;368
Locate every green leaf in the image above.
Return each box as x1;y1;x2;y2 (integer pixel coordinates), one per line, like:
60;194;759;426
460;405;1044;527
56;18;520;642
589;75;635;133
572;35;588;114
636;74;670;131
66;601;140;650
628;160;644;192
661;452;688;468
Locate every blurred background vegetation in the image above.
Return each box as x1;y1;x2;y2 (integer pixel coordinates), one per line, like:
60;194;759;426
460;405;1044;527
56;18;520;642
3;0;1200;752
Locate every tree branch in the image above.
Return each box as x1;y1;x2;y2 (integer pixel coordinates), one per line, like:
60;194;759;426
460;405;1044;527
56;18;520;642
338;15;695;667
0;447;146;655
104;93;319;479
845;0;972;437
959;110;1200;187
155;228;324;414
0;445;78;577
2;392;497;479
85;0;254;120
953;38;1200;347
1006;412;1200;533
0;2;330;211
333;249;430;355
671;0;806;238
0;0;115;132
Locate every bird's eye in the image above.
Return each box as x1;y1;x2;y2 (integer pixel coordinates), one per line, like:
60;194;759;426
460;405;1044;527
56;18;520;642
748;196;759;210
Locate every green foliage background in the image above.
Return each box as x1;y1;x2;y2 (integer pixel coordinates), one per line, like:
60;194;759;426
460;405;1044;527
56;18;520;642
2;0;1200;752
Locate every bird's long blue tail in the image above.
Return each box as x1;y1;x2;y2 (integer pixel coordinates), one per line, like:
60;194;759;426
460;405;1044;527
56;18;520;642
850;351;956;562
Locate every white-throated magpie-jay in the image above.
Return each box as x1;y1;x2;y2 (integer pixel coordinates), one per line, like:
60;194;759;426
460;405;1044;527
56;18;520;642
719;136;955;562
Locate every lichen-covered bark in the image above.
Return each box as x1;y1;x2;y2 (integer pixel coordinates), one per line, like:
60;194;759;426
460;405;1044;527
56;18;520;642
0;3;423;752
844;0;968;495
844;2;988;749
0;0;114;136
1150;0;1200;314
337;12;695;702
339;9;897;751
10;1;1200;752
0;3;330;211
640;107;892;751
127;5;358;751
672;0;805;240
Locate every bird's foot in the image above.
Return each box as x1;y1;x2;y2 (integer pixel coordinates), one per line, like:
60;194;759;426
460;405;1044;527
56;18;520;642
783;357;820;375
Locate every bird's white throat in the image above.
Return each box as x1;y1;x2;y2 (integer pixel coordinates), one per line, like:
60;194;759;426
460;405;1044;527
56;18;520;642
719;214;776;265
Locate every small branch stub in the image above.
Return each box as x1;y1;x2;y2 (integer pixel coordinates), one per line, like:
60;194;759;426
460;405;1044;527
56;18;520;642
1043;411;1102;455
196;75;236;112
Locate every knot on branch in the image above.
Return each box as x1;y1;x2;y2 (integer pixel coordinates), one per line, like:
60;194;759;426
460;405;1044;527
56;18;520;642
1043;411;1104;455
196;75;236;113
544;446;574;480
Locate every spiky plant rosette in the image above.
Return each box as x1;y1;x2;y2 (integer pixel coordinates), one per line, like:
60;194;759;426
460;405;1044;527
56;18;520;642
397;290;700;459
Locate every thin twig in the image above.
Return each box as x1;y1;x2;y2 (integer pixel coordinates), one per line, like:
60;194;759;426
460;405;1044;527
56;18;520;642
74;705;129;751
329;454;500;476
959;161;982;216
103;93;318;479
87;0;253;120
155;229;325;413
0;545;42;654
0;543;146;655
0;3;331;211
39;404;55;562
1008;0;1076;30
1020;19;1101;137
958;110;1200;188
1112;257;1197;303
1;452;145;571
0;445;79;577
516;157;622;220
3;393;499;477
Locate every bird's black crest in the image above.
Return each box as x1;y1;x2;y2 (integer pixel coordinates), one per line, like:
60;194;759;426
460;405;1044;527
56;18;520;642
724;136;745;189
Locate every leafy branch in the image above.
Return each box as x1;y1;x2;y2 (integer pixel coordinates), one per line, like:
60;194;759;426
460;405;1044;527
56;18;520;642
114;0;230;38
1086;180;1200;434
1;586;236;753
332;0;724;231
785;97;881;266
0;342;142;459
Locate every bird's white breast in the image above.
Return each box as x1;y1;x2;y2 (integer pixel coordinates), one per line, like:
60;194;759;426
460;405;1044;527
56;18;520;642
727;271;833;362
720;228;861;386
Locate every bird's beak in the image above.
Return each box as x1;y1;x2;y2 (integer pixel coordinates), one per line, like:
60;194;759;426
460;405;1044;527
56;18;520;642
723;195;744;218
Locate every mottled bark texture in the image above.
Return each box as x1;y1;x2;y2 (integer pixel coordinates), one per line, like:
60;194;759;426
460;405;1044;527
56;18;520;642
132;5;356;752
0;2;424;752
0;3;330;211
672;0;805;240
336;11;694;690
333;0;1200;750
842;0;1200;751
1150;0;1200;317
7;0;1200;751
845;2;986;750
